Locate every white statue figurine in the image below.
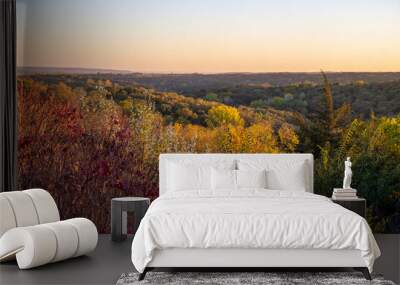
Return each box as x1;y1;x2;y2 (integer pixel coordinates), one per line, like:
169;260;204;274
343;157;352;189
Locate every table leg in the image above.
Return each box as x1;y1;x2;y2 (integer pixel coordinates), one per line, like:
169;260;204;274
111;202;126;241
122;211;127;237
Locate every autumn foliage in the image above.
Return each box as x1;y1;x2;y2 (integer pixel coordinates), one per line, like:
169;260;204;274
17;75;400;233
17;78;299;233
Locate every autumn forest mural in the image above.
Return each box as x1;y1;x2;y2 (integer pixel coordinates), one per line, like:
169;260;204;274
16;0;400;233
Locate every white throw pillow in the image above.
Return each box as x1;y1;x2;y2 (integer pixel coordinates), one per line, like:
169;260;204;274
236;169;267;189
212;168;237;190
167;162;212;191
238;159;308;191
266;162;307;191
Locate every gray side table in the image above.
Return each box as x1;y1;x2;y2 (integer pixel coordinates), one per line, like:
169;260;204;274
111;197;150;242
331;197;366;218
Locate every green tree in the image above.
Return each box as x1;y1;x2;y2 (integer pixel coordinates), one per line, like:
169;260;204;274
270;96;286;108
314;116;400;233
205;92;219;102
295;71;351;154
250;99;268;109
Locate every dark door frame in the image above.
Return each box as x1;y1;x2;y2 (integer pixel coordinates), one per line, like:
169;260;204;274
0;0;17;192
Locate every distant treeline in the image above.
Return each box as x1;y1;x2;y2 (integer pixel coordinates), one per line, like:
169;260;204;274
191;80;400;118
26;73;400;118
22;71;400;90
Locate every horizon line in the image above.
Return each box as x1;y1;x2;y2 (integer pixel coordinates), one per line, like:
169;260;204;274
17;66;400;75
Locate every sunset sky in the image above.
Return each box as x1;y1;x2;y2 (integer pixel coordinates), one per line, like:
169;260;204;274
17;0;400;73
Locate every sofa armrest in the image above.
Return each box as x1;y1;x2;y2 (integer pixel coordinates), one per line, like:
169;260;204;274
0;218;98;269
0;226;57;268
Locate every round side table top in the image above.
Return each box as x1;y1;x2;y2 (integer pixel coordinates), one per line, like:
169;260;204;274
112;197;150;202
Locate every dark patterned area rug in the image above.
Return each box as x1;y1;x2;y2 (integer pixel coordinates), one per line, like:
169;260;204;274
116;272;396;285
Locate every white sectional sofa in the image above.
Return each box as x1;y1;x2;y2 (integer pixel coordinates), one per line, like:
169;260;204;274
0;188;98;269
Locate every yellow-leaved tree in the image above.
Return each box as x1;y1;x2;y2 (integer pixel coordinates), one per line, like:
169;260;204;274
206;105;244;128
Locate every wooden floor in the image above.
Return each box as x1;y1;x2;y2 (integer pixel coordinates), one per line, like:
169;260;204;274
0;235;134;285
1;234;398;285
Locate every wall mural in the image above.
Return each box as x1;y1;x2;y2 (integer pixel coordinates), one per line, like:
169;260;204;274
16;0;400;233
